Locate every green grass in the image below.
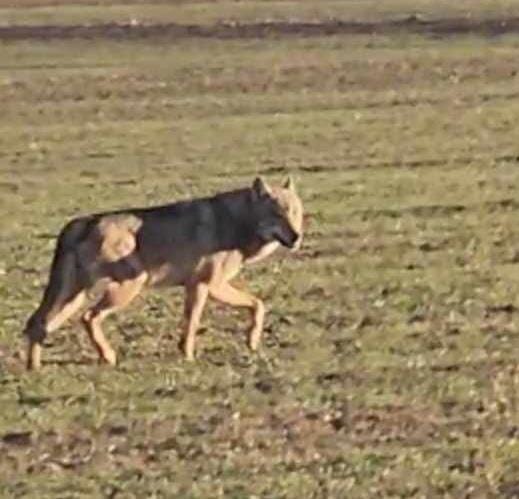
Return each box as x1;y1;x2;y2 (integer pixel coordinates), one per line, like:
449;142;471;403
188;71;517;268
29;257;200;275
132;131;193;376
2;1;519;497
2;0;519;26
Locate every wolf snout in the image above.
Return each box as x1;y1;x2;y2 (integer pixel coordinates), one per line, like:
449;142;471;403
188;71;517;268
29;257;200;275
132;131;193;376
291;234;303;251
281;228;300;249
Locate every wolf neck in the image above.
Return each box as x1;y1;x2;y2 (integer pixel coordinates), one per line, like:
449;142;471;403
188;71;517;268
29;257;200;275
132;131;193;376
210;188;262;253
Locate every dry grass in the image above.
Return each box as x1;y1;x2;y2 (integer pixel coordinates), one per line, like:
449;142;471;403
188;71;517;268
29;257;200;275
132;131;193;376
2;1;519;497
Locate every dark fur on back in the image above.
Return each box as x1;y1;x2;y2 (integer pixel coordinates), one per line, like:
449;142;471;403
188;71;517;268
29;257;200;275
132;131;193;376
135;188;260;256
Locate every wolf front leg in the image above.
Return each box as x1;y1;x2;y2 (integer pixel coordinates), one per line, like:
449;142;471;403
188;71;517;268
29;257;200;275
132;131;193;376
181;282;209;361
209;282;265;351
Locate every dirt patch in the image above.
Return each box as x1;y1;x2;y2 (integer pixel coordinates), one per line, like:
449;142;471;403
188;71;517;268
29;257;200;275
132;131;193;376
349;406;440;446
2;17;519;41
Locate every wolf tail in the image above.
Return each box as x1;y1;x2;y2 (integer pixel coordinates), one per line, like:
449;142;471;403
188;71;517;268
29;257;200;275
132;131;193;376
24;217;91;346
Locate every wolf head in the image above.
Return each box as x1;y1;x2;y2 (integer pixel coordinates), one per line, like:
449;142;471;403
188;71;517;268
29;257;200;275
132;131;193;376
251;176;304;250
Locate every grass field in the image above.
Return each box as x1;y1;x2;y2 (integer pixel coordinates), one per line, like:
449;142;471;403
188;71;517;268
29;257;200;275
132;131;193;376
2;1;519;497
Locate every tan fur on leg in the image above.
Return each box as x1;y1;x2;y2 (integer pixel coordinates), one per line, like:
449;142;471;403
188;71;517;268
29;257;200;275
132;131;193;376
181;283;209;361
26;290;86;370
46;291;87;333
27;342;42;371
82;273;147;365
209;283;265;351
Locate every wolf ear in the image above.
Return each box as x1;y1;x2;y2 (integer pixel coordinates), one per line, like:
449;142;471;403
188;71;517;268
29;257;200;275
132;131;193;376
283;176;296;192
252;177;271;198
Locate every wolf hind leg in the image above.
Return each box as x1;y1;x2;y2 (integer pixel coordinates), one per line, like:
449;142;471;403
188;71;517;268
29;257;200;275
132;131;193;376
26;291;86;371
81;272;147;366
25;251;87;371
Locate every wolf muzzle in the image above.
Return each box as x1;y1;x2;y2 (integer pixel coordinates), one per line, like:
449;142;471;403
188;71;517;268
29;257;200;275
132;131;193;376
278;228;299;249
291;234;302;251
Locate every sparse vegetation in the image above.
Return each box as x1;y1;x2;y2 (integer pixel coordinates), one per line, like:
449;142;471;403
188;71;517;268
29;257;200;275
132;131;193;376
2;1;519;497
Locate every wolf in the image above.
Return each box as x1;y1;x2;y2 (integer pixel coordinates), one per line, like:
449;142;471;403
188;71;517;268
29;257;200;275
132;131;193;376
24;177;303;370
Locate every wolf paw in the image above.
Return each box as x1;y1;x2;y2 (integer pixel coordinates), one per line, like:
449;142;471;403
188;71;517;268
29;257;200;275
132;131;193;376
248;331;262;351
248;340;260;352
101;349;117;366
